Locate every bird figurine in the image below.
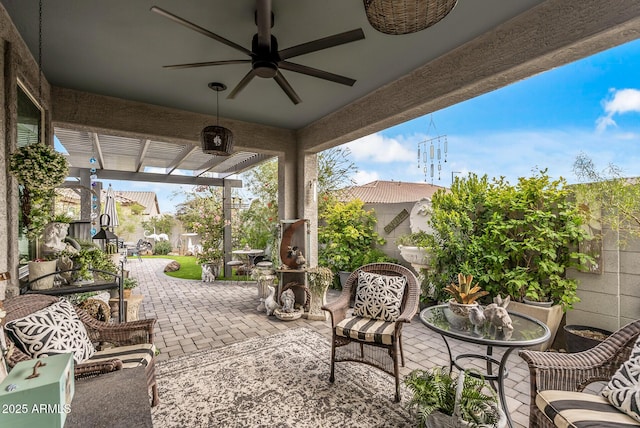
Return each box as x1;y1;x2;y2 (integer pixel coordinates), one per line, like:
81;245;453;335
468;305;486;328
264;286;280;316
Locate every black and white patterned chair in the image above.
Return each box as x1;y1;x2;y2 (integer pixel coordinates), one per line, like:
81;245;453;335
520;319;640;427
322;263;419;402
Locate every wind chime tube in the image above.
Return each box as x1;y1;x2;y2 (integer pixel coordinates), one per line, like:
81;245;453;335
430;143;435;159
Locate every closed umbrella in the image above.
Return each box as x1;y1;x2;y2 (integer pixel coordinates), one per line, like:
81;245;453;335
103;184;119;231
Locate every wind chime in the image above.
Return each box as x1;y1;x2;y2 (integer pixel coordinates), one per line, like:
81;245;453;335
89;156;99;236
417;115;448;183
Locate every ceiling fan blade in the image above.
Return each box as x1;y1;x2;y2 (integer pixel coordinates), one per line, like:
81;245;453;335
256;0;272;50
150;6;252;57
274;72;302;105
228;70;258;100
278;28;365;60
163;59;251;70
279;61;356;86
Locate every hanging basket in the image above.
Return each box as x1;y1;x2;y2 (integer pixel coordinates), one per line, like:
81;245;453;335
363;0;458;35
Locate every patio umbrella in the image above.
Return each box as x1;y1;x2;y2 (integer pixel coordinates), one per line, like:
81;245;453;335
103;184;119;231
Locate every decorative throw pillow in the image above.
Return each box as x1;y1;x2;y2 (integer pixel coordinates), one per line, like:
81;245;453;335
352;271;406;322
601;335;640;422
5;299;95;364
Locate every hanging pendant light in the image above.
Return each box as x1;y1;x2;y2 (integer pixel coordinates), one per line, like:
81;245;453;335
201;82;234;156
363;0;458;35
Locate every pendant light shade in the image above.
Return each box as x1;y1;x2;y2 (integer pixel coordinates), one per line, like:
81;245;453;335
201;125;234;156
363;0;457;35
201;82;234;156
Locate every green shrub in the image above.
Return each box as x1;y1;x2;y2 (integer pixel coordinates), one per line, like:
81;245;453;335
153;240;172;255
426;170;593;310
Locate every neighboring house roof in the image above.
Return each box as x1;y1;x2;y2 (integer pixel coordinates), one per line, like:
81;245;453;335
114;191;161;216
340;180;446;204
55;188;161;216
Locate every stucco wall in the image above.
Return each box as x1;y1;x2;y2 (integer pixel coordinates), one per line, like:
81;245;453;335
567;227;640;332
364;202;414;266
1;4;52;298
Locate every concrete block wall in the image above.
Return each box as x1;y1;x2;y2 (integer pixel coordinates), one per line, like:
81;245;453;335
567;227;640;332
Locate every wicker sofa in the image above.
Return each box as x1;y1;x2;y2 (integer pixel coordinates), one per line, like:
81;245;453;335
519;319;640;427
3;294;159;406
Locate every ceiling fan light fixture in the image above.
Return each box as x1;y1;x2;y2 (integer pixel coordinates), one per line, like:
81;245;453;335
201;82;233;156
363;0;457;35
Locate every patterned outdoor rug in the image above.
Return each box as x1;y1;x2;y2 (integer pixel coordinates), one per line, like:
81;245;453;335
151;328;413;427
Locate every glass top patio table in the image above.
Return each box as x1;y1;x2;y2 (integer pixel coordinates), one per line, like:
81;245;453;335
420;304;550;428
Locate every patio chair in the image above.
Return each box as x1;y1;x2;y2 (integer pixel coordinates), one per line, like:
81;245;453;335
322;263;420;402
3;294;159;406
519;319;640;427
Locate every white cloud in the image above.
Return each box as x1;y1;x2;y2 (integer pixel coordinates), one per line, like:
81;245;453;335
596;88;640;132
353;170;379;185
345;133;416;163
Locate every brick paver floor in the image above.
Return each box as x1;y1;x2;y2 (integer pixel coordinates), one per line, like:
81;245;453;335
130;258;531;427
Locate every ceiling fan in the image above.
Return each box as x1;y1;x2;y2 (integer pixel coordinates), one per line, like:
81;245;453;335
151;1;365;105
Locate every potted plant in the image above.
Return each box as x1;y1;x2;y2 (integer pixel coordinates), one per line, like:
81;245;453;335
404;367;503;427
425;171;593;350
444;273;488;317
122;277;138;298
306;266;333;320
9;143;69;241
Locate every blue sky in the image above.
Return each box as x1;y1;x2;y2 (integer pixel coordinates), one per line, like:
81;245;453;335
345;38;640;190
65;38;640;214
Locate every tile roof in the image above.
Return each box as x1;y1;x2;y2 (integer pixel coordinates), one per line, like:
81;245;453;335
340;180;446;203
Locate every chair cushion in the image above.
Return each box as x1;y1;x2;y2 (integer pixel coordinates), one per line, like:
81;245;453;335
335;317;396;345
88;343;156;369
602;335;640;422
352;271;406;322
4;299;95;364
536;390;640;427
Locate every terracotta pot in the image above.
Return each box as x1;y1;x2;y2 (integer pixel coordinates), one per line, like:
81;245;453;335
123;289;132;298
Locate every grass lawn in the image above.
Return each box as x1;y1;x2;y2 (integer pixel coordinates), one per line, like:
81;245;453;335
141;255;248;281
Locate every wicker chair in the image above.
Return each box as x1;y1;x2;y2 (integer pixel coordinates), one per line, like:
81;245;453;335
519;319;640;427
322;263;420;402
3;294;159;406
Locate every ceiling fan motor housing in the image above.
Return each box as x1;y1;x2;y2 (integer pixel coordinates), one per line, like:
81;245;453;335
252;34;279;78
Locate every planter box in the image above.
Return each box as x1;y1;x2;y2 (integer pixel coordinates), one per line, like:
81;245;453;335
508;301;563;351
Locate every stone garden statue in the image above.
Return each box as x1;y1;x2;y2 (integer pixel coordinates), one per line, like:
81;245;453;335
280;289;296;313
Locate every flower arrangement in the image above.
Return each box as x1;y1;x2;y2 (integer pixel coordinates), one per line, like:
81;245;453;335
9;143;69;240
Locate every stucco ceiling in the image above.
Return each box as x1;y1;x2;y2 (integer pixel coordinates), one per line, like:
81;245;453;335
2;0;544;130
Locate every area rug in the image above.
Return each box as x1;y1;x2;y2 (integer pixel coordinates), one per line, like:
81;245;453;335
151;328;413;427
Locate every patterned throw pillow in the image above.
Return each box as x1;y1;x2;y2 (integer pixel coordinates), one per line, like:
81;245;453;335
601;335;640;422
352;271;406;322
5;299;95;364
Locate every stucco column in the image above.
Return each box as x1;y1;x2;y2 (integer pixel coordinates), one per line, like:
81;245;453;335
223;179;232;277
299;152;318;267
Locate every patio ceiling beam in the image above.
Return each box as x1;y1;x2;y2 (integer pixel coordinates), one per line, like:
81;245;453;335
68;167;242;187
136;139;151;172
298;0;640;152
166;144;199;174
91;132;105;169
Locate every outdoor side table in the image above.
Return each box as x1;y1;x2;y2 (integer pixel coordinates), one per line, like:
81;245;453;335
419;305;550;428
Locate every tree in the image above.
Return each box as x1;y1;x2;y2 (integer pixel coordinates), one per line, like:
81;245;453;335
572;153;640;239
141;214;175;235
176;186;226;265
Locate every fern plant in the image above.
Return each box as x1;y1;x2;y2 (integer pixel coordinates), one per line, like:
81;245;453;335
404;367;499;427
